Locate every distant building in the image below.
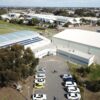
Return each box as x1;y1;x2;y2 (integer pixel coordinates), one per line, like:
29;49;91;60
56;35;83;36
53;29;100;66
1;13;21;21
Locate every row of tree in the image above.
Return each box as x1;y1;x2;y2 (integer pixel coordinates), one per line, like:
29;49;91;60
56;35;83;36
74;9;98;17
0;44;39;86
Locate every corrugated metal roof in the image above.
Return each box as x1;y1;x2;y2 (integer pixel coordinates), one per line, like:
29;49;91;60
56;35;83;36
0;30;39;47
53;29;100;49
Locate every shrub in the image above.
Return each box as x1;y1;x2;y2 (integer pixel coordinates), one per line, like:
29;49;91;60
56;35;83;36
76;67;90;77
63;22;71;27
85;80;100;92
73;74;84;86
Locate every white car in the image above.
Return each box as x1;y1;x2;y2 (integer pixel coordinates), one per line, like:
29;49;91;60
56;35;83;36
35;78;46;84
37;68;46;73
67;92;81;100
65;81;77;87
32;93;47;100
67;86;80;93
35;73;46;79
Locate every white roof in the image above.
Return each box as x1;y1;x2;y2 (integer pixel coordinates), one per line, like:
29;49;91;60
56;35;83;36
54;29;100;48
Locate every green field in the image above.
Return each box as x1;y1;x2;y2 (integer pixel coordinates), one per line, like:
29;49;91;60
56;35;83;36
0;20;59;38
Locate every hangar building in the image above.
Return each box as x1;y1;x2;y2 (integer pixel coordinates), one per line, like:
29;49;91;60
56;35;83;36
53;29;100;66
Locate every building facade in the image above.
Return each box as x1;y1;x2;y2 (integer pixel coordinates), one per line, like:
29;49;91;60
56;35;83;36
53;29;100;65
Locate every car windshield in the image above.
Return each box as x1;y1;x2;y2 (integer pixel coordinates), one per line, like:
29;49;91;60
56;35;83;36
34;94;43;98
38;79;43;82
69;93;77;97
37;94;43;98
38;74;44;77
36;83;42;86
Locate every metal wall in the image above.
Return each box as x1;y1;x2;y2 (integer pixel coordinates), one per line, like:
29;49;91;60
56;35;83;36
53;37;100;64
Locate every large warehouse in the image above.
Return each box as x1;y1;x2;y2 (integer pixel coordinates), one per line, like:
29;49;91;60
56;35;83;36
53;29;100;66
0;30;56;58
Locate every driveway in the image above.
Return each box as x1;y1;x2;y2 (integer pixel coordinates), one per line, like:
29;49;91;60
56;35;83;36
34;55;69;100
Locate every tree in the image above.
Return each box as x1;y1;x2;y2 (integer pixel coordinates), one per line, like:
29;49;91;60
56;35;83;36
97;20;100;26
63;22;71;27
0;44;39;86
0;16;2;20
17;19;23;24
53;10;69;16
28;18;40;26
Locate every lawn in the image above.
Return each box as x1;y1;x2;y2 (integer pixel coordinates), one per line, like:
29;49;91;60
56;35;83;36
0;20;60;38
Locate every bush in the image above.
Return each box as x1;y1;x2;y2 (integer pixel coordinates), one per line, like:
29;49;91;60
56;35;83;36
0;16;2;20
97;20;100;26
63;22;70;27
73;74;84;86
48;24;57;28
77;67;90;77
85;80;100;92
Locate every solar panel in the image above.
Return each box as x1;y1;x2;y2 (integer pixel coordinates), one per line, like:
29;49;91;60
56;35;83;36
0;31;39;45
0;37;43;48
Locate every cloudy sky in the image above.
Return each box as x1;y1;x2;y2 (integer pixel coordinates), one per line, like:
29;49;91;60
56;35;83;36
0;0;100;7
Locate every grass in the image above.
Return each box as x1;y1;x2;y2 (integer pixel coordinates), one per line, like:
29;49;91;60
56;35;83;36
0;20;59;38
0;20;42;33
89;64;100;80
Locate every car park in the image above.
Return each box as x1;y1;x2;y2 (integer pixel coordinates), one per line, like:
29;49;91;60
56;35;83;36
34;74;46;89
67;86;80;93
65;81;77;87
35;73;46;79
32;93;47;100
67;92;81;100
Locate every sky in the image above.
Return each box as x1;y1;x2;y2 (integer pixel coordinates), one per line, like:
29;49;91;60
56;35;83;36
0;0;100;7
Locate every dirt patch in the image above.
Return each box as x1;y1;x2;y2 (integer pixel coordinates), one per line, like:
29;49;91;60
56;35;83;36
0;76;34;100
0;87;25;100
82;88;100;100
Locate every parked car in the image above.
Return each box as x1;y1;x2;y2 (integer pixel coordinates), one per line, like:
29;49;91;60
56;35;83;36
36;68;46;73
65;81;77;87
35;83;44;89
35;78;46;84
67;92;81;100
67;86;80;93
35;73;46;79
63;74;73;81
32;93;47;100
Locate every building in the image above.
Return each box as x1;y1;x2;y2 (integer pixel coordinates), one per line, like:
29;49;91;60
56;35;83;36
52;29;100;66
24;13;81;25
1;13;21;21
0;30;56;58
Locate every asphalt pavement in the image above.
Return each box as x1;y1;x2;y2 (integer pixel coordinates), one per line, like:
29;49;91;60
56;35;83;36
34;56;70;100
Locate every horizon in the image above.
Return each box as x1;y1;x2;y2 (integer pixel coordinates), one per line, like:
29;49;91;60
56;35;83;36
0;0;100;8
